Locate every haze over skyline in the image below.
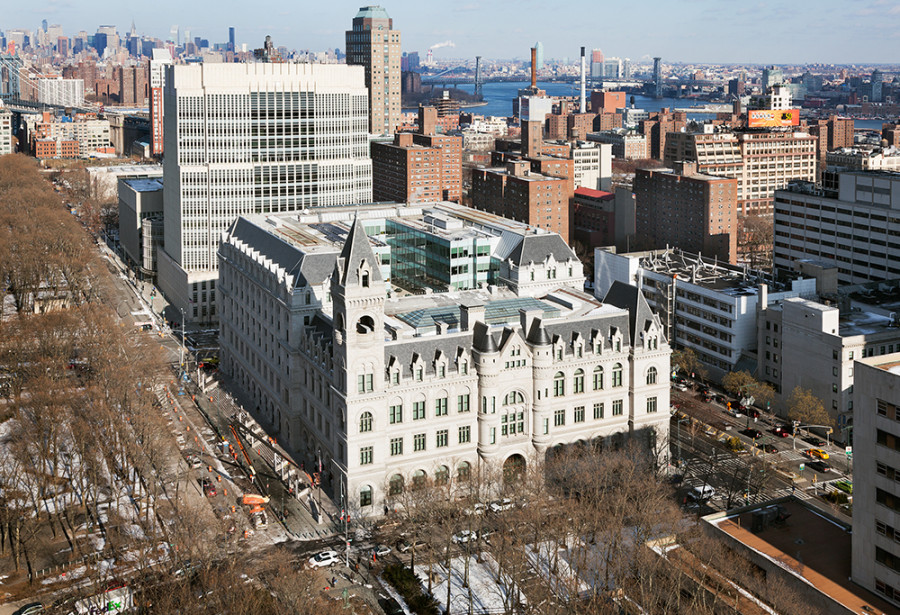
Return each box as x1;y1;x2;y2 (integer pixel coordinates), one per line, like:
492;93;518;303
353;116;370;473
20;0;900;64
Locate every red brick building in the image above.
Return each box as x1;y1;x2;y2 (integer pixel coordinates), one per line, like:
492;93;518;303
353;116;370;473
590;91;626;114
472;160;570;242
634;162;738;263
371;133;443;203
808;116;855;168
34;138;80;159
571;187;616;247
640;109;688;160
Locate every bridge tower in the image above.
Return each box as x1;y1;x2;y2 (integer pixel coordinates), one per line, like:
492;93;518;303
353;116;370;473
474;56;484;100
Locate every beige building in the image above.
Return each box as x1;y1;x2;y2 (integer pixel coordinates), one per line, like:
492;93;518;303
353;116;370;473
827;146;900;172
664;129;817;215
218;202;671;513
346;6;401;136
758;291;900;434
852;351;900;608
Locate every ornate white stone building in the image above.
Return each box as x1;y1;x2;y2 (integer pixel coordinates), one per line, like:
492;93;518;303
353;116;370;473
218;202;670;513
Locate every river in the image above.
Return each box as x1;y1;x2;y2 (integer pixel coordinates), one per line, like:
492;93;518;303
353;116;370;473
412;80;891;131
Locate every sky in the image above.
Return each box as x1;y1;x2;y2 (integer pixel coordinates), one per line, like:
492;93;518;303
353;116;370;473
18;0;900;65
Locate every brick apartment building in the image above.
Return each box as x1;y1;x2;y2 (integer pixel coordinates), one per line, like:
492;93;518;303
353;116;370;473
640;109;688;160
371;107;462;203
634;162;738;263
472;160;571;242
807;116;854;169
372;133;443;202
664;129;817;215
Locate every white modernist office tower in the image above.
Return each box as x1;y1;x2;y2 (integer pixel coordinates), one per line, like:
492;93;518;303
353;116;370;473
218;203;672;513
158;62;373;322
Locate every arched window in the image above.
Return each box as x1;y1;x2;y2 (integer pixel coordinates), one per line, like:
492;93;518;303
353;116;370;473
646;366;658;385
359;411;373;432
593;366;604;390
553;372;565;397
389;474;404;495
457;461;471;481
435;465;450;485
504;391;525;405
357;315;375;334
359;485;373;507
412;469;427;489
574;369;585;394
612;363;623;387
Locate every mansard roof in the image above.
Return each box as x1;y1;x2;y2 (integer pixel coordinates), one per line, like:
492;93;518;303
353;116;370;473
602;281;660;346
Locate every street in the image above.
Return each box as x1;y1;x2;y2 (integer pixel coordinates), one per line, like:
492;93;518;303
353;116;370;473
669;382;852;518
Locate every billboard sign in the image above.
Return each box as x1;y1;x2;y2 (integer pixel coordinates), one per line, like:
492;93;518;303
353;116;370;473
748;109;800;128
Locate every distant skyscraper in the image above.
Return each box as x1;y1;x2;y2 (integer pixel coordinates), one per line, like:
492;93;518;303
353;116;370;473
41;19;48;33
590;49;604;83
346;6;401;136
149;48;172;156
534;41;544;70
169;25;179;45
157;63;373;323
653;56;662;98
228;27;235;52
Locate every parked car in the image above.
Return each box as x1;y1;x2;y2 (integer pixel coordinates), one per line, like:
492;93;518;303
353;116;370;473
741;428;763;440
673;383;689;392
489;498;514;513
772;425;792;437
802;435;826;447
397;538;427;553
452;530;478;544
805;448;830;460
808;460;831;473
687;484;716;502
308;550;339;568
463;503;485;516
184;451;202;469
763;443;779;454
373;544;392;557
14;603;44;615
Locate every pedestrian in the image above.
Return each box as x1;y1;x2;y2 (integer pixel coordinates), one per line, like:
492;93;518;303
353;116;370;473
331;576;336;587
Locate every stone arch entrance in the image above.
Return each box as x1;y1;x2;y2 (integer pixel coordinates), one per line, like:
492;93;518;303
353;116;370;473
503;453;526;484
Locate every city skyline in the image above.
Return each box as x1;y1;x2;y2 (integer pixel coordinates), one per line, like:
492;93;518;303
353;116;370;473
17;0;900;65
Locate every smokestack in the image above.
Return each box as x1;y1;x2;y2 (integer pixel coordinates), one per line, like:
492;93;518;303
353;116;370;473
580;46;586;114
531;47;537;89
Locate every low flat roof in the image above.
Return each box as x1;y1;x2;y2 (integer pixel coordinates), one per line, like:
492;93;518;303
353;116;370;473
707;500;895;614
123;178;163;192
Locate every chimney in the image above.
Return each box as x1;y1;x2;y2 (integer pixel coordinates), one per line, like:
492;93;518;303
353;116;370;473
531;47;537;89
460;303;486;332
520;308;542;334
580;47;586;114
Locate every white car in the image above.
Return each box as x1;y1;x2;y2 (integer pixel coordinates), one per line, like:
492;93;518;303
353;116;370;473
463;503;485;516
489;498;513;513
308;550;339;568
452;530;478;544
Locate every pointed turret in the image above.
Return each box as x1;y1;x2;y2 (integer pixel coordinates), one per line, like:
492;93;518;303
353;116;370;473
335;216;383;287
